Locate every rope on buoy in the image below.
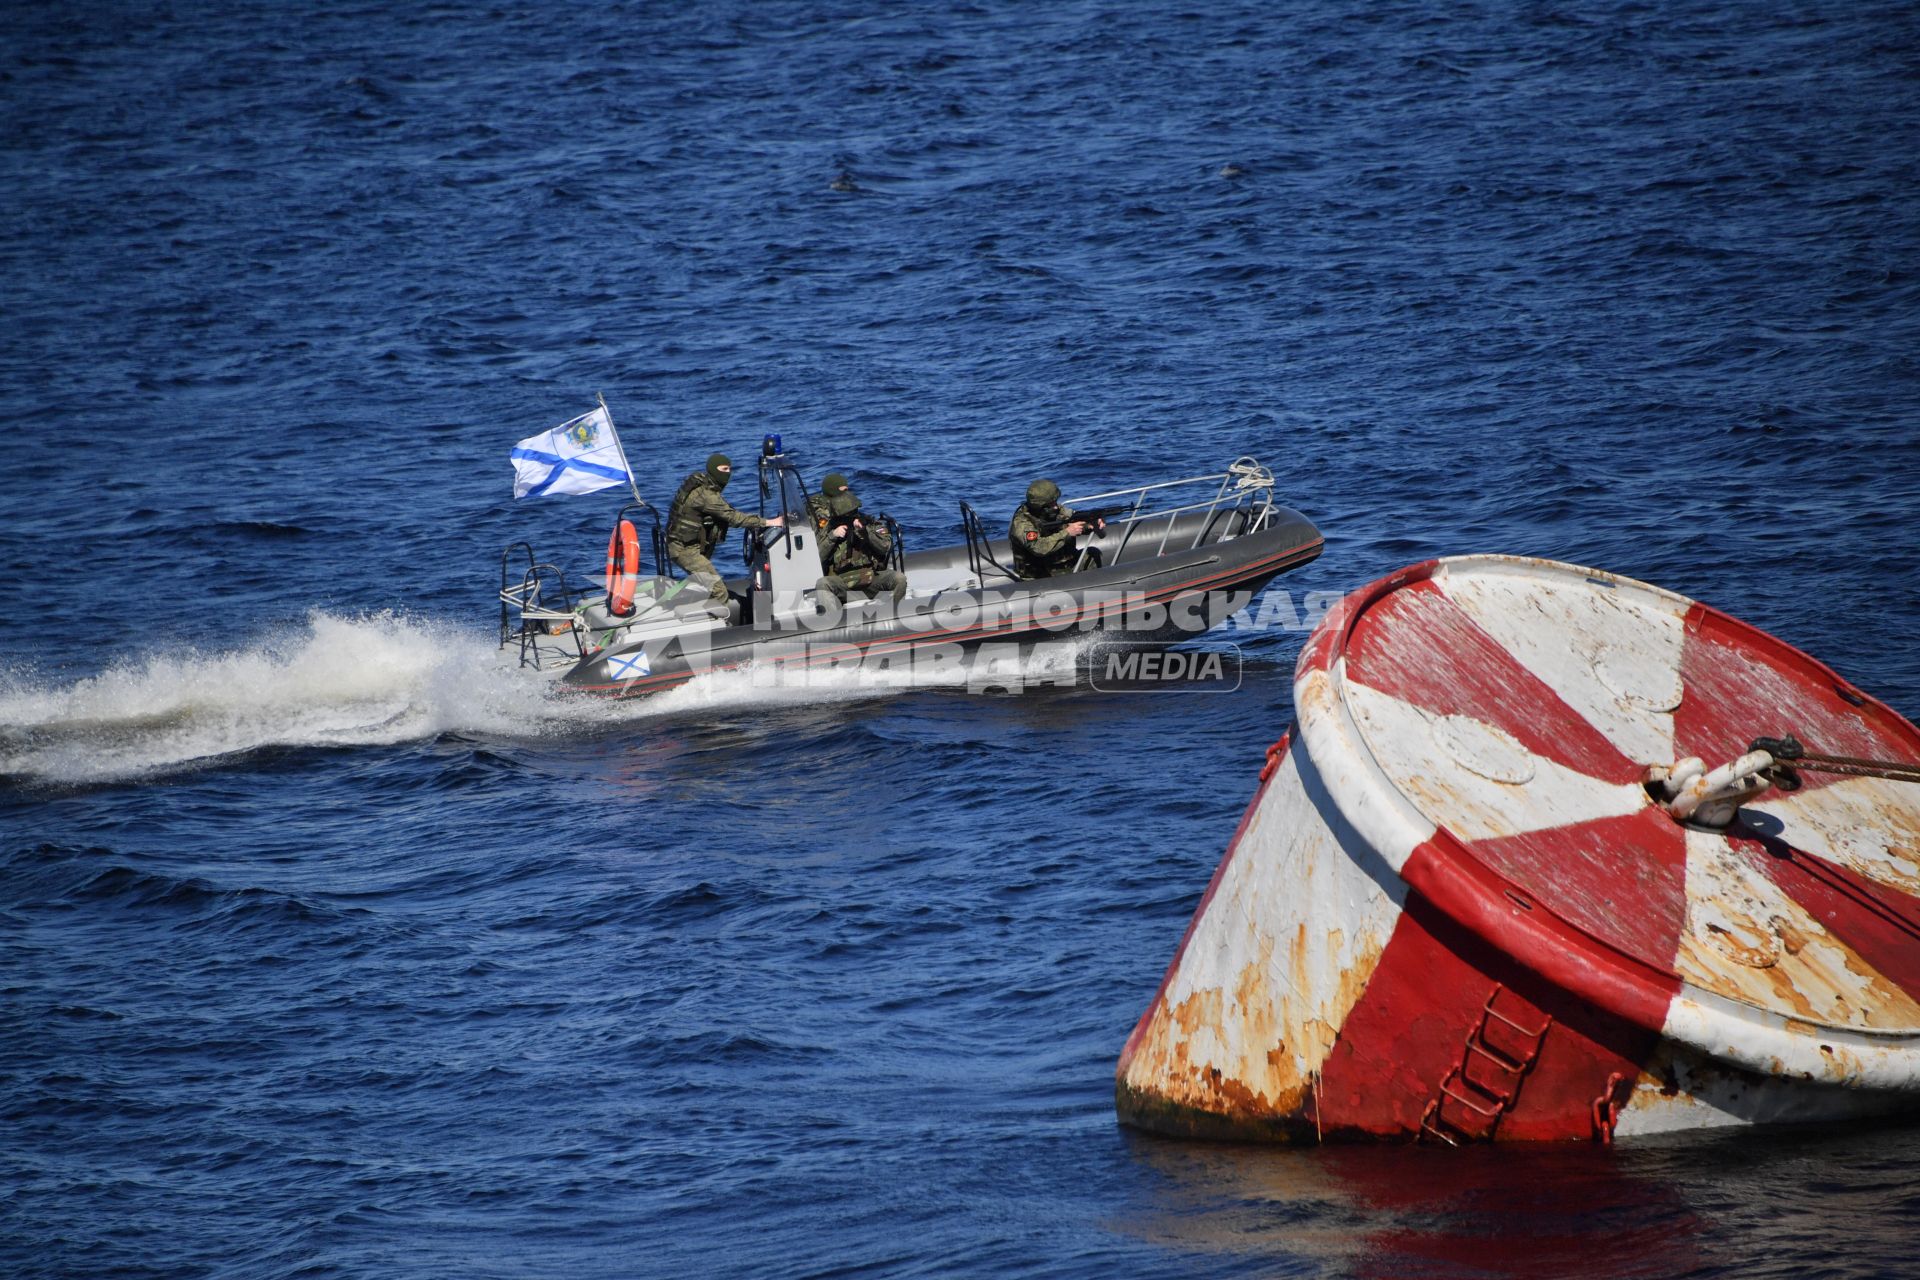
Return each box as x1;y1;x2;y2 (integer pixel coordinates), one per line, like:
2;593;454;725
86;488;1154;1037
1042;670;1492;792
1648;751;1776;827
1648;735;1920;829
1749;735;1920;788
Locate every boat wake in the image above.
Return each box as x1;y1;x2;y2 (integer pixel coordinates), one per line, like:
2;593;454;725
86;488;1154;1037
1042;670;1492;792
0;612;1093;785
0;612;542;785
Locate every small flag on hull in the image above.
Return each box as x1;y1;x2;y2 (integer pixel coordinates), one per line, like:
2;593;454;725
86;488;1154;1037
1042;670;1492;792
510;405;632;499
606;648;652;681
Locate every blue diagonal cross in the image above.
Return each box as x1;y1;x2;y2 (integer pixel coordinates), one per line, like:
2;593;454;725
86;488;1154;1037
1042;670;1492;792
512;447;630;498
607;650;651;680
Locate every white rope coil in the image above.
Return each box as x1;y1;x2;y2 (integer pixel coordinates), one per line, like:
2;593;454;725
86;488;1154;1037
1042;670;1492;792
1650;750;1776;828
1228;456;1274;492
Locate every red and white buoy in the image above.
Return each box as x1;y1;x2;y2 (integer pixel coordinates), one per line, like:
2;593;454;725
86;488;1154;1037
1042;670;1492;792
1117;555;1920;1143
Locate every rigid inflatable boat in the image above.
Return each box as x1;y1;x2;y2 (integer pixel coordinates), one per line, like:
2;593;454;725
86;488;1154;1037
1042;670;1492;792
500;442;1323;697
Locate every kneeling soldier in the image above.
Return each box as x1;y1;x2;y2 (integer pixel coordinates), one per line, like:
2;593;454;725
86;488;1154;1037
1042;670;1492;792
665;452;783;608
814;489;908;606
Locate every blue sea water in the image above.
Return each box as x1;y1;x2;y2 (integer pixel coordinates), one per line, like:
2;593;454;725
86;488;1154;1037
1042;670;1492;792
4;2;1920;1276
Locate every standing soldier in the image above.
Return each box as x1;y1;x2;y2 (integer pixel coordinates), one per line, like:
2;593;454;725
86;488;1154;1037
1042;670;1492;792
815;487;908;607
1008;478;1104;579
665;452;783;610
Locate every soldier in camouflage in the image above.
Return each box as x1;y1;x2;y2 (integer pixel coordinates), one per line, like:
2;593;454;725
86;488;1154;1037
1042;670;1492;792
1008;478;1102;579
805;472;852;569
664;452;783;606
814;488;907;606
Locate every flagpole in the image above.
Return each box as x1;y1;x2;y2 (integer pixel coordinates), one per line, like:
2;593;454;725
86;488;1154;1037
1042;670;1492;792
597;391;647;508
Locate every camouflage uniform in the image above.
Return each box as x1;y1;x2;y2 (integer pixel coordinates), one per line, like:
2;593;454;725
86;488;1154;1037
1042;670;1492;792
814;489;908;605
1008;478;1085;579
665;453;769;605
805;472;852;569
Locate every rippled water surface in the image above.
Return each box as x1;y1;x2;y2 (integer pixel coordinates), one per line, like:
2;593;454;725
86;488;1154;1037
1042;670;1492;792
4;3;1919;1277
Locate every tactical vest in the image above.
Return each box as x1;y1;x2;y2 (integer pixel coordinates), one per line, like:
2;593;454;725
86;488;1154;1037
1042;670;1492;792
666;471;725;552
827;523;883;575
1010;502;1076;576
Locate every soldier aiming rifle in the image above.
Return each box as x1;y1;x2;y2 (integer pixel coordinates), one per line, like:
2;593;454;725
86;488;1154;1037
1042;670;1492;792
1009;479;1115;579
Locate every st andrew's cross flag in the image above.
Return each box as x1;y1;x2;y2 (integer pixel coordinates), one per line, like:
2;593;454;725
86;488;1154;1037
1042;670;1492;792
510;406;632;499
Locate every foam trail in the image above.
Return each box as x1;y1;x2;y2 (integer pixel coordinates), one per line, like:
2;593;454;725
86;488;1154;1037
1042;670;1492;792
0;612;564;784
0;615;1096;784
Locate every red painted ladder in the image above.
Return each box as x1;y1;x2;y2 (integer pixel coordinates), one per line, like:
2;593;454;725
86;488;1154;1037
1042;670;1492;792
1417;983;1554;1145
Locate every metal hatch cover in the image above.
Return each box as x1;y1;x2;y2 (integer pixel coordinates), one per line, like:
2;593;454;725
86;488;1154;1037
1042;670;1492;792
1294;555;1920;1088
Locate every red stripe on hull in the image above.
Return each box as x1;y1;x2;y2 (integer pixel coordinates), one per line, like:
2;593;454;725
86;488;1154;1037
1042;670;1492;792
1402;833;1681;1035
1314;891;1661;1141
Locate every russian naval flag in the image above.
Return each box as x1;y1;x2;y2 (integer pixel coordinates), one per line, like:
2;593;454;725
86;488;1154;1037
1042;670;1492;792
510;406;633;499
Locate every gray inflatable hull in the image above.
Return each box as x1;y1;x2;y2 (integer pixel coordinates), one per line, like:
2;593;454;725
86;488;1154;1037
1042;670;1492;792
561;506;1322;697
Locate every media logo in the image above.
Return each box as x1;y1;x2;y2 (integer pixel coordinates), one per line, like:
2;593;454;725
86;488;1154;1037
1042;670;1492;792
1089;643;1243;693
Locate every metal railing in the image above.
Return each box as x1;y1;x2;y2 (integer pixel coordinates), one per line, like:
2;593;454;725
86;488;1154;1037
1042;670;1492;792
499;542;589;669
498;500;679;670
1063;457;1278;571
959;500;1020;584
957;457;1278;582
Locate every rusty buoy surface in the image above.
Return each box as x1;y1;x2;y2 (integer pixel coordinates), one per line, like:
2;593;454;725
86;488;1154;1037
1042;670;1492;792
1117;555;1920;1143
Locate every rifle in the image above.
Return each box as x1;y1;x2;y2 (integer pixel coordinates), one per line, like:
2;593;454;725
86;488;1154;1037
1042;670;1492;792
1034;505;1124;535
828;510;896;562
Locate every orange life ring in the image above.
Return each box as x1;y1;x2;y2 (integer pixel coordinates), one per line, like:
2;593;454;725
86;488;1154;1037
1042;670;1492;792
605;517;641;616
